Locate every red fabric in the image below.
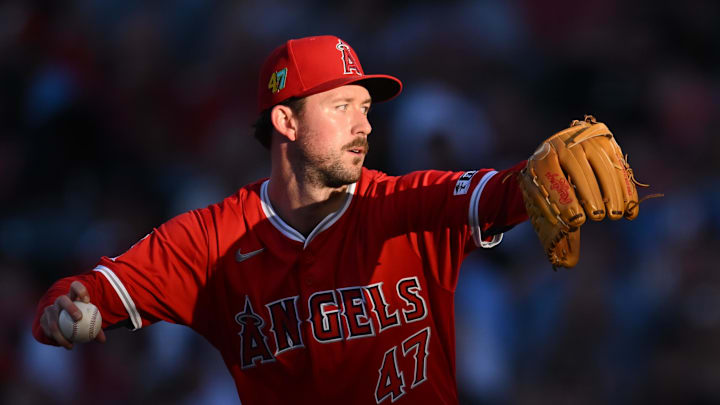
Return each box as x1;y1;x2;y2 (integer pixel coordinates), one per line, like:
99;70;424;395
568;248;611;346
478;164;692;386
476;160;529;238
258;35;402;112
32;165;528;404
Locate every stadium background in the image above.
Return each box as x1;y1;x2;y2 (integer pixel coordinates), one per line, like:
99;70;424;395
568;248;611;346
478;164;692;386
2;1;719;404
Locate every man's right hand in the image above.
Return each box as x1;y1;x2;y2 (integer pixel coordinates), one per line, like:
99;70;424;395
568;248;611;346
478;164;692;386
39;281;107;349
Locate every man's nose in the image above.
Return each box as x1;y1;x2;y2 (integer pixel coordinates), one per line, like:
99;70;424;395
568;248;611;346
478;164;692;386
354;110;372;136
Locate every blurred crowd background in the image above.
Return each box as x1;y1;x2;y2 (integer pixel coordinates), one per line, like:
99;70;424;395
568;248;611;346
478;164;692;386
2;0;719;404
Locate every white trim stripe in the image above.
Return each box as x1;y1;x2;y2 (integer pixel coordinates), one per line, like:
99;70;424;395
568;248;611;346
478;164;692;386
93;265;143;330
260;181;304;243
469;171;503;248
259;180;356;249
303;183;355;248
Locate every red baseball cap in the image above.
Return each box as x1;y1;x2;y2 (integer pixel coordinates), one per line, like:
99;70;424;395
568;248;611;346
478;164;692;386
257;35;402;113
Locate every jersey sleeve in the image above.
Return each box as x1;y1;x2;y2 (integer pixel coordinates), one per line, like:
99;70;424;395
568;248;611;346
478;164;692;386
369;161;528;290
472;160;529;246
32;208;214;346
92;209;212;331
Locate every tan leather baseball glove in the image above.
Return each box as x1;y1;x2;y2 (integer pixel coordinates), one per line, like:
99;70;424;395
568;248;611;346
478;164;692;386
518;115;658;269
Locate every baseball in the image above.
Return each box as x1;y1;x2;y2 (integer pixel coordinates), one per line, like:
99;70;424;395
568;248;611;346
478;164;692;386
59;301;102;343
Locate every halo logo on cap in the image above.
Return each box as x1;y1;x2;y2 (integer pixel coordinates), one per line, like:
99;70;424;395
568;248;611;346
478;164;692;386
336;40;362;76
256;35;402;113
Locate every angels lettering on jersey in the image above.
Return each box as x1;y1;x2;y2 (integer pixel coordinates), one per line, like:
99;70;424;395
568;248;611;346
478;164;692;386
235;276;427;369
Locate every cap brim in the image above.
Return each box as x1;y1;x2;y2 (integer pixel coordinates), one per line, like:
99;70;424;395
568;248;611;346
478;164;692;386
295;74;403;105
353;75;403;104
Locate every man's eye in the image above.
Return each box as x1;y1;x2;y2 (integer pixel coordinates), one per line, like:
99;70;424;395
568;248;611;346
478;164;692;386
336;104;348;111
362;106;370;115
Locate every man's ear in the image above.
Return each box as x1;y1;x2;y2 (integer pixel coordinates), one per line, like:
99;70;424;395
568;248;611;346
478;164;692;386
270;105;298;142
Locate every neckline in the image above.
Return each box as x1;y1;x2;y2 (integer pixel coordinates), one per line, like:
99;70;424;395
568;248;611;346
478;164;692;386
259;180;357;249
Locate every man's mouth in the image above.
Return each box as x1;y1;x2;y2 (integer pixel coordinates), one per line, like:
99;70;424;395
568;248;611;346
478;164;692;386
344;138;369;156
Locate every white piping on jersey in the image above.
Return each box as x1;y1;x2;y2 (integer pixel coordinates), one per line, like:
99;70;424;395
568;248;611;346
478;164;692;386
93;265;143;330
469;171;503;248
260;180;357;249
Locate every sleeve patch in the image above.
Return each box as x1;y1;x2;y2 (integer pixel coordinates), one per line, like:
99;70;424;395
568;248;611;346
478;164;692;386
453;171;478;196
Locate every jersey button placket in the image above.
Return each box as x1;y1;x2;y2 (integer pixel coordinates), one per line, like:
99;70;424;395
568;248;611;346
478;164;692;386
301;250;315;287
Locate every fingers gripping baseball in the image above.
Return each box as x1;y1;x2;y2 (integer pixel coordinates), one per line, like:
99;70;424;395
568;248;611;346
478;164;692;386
69;280;90;303
41;304;72;349
41;281;106;349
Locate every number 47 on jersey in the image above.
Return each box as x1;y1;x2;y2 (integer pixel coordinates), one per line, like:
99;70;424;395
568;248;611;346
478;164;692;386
375;327;430;403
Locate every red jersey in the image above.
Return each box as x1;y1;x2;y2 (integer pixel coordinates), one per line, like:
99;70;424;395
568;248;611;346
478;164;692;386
33;165;527;404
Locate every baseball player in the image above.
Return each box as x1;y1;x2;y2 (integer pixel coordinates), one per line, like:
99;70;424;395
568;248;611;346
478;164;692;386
33;35;643;403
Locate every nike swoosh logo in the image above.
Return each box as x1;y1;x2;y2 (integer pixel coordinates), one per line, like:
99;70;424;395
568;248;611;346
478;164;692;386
236;248;265;262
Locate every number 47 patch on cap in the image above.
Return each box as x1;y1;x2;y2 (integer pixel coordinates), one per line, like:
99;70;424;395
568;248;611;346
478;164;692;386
268;67;288;93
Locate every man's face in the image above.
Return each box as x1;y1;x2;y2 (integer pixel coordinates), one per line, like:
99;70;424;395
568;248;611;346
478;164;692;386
292;85;372;188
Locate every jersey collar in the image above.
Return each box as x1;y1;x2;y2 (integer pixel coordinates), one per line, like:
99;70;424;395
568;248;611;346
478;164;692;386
259;180;357;248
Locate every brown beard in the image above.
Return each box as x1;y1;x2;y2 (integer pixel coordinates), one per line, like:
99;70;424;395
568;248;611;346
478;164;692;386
314;159;361;188
292;133;368;189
